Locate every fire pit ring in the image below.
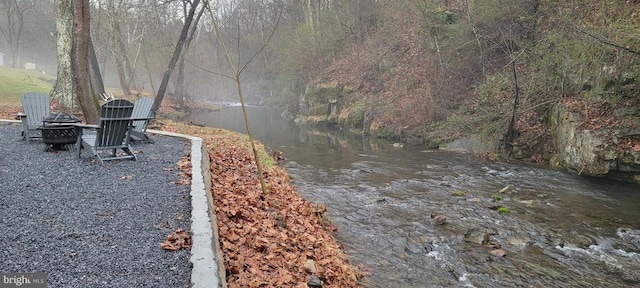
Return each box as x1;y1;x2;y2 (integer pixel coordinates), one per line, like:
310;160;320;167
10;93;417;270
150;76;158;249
40;112;82;151
43;112;82;124
42;126;77;144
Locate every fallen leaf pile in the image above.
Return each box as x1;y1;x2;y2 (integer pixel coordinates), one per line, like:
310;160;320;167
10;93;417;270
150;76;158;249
161;120;362;287
563;95;640;159
172;155;192;185
0;105;21;119
617;137;640;153
161;228;192;251
563;96;624;130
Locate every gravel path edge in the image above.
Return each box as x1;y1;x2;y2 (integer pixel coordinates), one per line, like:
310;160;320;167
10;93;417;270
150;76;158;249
147;128;227;288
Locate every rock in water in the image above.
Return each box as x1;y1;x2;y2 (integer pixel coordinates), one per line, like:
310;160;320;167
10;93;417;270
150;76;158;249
490;248;507;257
304;259;317;274
499;186;512;194
430;213;447;225
307;275;322;288
464;227;492;245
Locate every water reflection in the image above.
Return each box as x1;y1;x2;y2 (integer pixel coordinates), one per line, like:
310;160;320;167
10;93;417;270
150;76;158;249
189;105;640;287
188;105;396;169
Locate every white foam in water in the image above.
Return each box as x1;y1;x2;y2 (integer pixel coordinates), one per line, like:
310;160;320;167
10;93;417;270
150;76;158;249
556;243;625;269
427;250;441;260
426;242;445;261
458;273;476;288
501;171;517;177
555;244;586;253
613;249;639;259
590;245;623;269
482;166;499;176
357;153;379;158
616;227;640;242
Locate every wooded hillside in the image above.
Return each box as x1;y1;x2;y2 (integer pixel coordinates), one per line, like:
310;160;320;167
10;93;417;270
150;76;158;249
295;0;640;169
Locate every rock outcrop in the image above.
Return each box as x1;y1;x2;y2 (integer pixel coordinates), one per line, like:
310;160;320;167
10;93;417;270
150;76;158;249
550;103;640;183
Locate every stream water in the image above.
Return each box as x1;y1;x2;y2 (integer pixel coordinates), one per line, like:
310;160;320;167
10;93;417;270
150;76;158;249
188;104;640;287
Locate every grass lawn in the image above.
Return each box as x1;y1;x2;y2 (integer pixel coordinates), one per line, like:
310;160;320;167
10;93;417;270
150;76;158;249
0;66;55;105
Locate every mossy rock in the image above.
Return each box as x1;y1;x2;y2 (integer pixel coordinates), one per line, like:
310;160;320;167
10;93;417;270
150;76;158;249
373;126;395;139
497;207;510;214
621;152;636;164
451;190;465;197
307;83;344;104
346;108;365;129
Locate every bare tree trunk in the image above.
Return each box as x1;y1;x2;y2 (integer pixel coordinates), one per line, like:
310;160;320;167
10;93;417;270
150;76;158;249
466;0;485;75
118;25;139;92
174;56;187;107
111;24;132;95
206;4;282;196
51;0;74;109
174;4;205;106
505;44;520;152
73;0;99;124
214;41;226;94
141;37;157;95
304;0;314;31
107;0;132;95
127;35;144;95
151;0;201;113
0;0;29;68
89;37;105;97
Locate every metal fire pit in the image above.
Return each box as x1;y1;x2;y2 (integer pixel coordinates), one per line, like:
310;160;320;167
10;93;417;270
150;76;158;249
42;126;77;145
43;112;82;125
41;112;82;151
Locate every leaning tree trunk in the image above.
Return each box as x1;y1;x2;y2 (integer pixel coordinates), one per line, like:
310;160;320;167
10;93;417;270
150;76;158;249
72;0;99;124
51;0;75;109
151;0;201;113
89;37;106;97
174;5;204;107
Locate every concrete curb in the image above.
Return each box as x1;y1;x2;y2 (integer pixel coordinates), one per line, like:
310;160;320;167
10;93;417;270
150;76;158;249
147;129;227;288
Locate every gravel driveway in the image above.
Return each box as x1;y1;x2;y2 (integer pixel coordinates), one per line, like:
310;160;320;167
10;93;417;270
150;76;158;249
0;123;192;287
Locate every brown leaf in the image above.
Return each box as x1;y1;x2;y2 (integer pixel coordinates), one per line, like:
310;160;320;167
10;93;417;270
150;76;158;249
161;228;192;251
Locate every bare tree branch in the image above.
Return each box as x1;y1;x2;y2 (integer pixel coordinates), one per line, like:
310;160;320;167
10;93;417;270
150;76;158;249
204;2;282;195
563;11;640;56
239;9;282;73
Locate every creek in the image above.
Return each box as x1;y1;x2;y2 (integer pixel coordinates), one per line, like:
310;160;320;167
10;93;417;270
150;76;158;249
188;104;640;287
